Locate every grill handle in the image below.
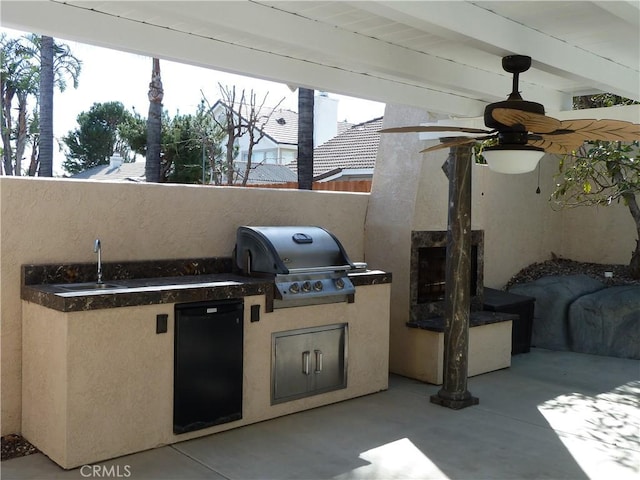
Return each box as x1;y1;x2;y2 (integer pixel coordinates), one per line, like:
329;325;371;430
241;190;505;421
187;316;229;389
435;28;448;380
287;265;353;275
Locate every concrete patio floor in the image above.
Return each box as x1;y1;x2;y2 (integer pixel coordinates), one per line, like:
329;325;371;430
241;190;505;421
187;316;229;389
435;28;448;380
2;348;638;480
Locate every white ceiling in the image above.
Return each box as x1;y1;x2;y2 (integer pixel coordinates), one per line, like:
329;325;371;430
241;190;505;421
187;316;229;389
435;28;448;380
2;1;639;117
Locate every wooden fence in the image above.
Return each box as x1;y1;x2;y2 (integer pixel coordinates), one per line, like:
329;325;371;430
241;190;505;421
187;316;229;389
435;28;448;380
246;180;372;193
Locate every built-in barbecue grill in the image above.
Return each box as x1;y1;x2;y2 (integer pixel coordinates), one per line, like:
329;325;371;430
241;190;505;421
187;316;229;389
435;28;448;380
235;226;363;308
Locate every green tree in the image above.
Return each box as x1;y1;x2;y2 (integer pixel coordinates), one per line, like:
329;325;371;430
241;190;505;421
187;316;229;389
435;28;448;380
119;105;226;184
553;94;640;278
0;33;80;176
61;101;133;175
37;35;81;176
553;140;640;278
1;33;38;175
193;100;226;184
573;93;637;110
163;114;206;183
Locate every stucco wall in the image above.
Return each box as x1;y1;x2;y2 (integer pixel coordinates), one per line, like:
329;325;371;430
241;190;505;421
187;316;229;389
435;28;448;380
558;202;635;265
366;104;636;376
22;284;389;468
0;177;369;435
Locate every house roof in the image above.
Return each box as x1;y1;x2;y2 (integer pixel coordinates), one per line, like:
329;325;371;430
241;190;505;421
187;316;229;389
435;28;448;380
214;104;353;148
289;117;382;178
70;159;296;185
70;161;146;182
233;162;297;184
260;109;298;145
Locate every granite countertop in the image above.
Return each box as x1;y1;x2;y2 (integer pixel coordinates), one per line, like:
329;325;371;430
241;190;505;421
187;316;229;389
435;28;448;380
22;273;274;312
21;259;391;313
407;310;518;332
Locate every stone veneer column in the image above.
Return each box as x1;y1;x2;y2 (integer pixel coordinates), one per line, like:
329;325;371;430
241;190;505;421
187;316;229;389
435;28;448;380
430;143;479;409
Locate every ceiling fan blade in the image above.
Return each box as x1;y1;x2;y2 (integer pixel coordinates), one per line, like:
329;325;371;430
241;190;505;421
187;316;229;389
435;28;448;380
380;125;491;134
492;108;562;133
553;118;640;142
419;136;480;153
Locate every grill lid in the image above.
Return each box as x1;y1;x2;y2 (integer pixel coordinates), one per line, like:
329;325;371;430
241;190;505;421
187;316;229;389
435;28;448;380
235;226;355;275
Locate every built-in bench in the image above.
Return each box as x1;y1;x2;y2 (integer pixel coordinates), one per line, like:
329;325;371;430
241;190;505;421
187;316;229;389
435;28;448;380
405;311;516;385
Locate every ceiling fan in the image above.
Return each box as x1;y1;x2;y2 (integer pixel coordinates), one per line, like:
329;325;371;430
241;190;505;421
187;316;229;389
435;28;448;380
381;55;640;173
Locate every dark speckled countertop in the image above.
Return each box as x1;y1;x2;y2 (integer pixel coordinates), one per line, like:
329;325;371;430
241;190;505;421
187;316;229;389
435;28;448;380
21;258;391;313
406;310;517;332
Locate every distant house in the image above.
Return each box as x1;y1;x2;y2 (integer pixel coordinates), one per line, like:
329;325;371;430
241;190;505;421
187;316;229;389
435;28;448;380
69;155;146;182
210;92;352;166
71;97;376;185
70;155;297;185
289;117;382;182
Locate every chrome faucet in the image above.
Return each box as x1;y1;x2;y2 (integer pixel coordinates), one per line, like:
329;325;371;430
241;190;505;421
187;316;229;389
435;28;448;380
94;239;103;284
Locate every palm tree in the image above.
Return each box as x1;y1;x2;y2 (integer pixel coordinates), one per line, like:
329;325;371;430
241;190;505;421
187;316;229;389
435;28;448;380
1;33;80;176
146;58;163;182
38;35;54;176
297;88;314;190
1;34;38;175
36;35;80;176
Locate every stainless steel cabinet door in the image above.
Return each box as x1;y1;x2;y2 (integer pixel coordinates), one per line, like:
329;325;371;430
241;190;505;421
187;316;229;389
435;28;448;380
272;324;347;404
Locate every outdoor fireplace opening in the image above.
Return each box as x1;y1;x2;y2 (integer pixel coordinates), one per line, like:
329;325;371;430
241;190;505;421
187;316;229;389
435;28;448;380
410;230;484;320
417;245;478;303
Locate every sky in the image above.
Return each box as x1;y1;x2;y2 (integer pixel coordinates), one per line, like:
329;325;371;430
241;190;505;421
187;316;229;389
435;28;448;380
2;28;386;175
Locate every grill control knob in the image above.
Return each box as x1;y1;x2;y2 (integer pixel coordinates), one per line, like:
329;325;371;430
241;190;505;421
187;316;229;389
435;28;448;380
289;282;300;294
313;280;323;291
334;278;345;290
301;281;312;292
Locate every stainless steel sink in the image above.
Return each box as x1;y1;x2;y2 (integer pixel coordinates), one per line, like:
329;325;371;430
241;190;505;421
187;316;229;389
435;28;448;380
58;282;126;291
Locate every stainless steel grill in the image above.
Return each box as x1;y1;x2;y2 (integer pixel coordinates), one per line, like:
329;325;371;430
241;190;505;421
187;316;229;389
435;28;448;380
235;226;363;308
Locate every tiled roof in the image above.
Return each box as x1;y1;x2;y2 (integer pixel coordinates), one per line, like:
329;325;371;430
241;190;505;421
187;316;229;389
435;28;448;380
69;161;146;182
71;160;295;185
234;162;297;184
247;110;353;147
260;109;298;145
336;121;354;136
215;101;352;147
289;117;382;177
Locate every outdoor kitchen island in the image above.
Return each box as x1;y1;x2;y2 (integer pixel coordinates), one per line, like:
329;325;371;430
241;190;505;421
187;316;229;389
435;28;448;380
20;258;391;469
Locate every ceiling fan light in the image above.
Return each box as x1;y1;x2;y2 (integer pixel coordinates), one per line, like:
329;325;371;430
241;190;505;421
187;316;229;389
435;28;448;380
482;145;545;174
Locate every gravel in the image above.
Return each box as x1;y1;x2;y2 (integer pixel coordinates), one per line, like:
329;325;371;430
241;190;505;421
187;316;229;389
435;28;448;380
505;257;638;290
1;434;39;461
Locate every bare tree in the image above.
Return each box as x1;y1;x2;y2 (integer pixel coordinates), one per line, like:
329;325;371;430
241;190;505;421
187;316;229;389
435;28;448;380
207;84;284;185
213;84;246;185
240;90;284;186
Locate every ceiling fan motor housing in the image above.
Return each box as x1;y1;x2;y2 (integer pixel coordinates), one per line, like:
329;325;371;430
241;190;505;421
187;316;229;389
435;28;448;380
484;100;545;137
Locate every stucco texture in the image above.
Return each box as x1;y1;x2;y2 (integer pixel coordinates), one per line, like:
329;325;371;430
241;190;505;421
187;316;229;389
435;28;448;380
21;285;389;468
1;177;369;436
366;103;636;380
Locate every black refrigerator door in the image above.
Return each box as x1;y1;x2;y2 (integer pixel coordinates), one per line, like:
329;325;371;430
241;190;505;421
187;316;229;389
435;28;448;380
174;300;243;434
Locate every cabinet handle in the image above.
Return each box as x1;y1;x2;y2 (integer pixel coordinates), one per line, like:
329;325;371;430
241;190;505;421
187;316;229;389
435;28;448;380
302;351;311;375
314;350;323;373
